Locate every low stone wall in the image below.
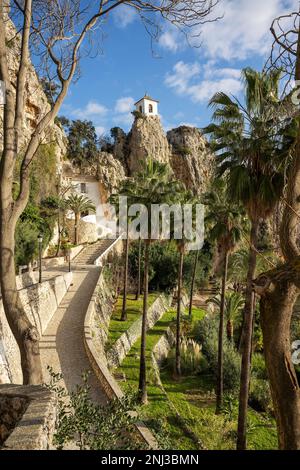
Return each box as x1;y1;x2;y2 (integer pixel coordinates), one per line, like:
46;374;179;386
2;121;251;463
0;271;73;384
0;384;56;450
0;271;36;295
42;244;84;269
106;293;173;369
83;271;158;449
152;326;176;368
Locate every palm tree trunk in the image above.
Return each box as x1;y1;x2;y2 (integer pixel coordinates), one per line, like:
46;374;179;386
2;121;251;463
74;212;79;245
188;250;199;317
138;240;150;404
216;249;229;414
121;230;129;321
55;212;61;257
236;220;259;450
135;237;142;300
226;319;234;342
175;249;184;377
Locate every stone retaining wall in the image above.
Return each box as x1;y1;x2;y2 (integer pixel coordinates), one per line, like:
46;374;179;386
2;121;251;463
83;271;158;449
0;272;73;384
106;293;173;369
0;384;56;450
152;326;176;368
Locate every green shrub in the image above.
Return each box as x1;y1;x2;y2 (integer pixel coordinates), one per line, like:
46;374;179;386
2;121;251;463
47;368;141;450
222;345;241;391
128;240;213;293
194;316;241;392
173;143;192;156
249;378;272;413
251;353;268;380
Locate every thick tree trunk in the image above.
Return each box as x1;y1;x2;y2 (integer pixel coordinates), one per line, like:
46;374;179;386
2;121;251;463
0;220;43;384
135;237;142;300
237;220;259;450
138;240;150;404
258;277;300;449
121;232;129;321
216;250;229;414
188;250;199;317
175;249;184;377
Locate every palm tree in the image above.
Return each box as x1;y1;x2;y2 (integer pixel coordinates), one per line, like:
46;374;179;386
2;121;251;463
66;193;96;245
114;159;182;403
173;189;197;377
210;292;244;343
203;67;292;448
135;237;142;300
203;178;245;413
188;249;199;317
109;191;132;322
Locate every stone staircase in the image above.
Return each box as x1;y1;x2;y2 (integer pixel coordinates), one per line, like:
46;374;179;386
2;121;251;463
73;239;117;265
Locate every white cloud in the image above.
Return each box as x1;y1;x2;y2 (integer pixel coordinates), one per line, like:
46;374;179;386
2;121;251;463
165;61;200;94
198;0;295;60
159;30;181;52
165;61;242;103
113;5;136;28
115;96;135;114
95;126;106;136
158;0;294;62
113;113;134;127
72;100;108;119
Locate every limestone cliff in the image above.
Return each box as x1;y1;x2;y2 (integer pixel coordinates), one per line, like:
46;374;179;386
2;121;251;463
97;152;126;200
127;115;170;173
167;126;214;195
0;18;67;175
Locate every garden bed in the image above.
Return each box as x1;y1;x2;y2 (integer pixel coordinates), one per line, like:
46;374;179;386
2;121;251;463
106;294;159;350
114;307;278;450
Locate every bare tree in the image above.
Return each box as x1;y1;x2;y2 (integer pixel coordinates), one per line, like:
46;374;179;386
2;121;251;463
0;0;219;384
253;8;300;449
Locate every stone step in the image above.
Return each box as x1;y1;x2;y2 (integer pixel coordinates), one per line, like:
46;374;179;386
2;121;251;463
74;239;117;265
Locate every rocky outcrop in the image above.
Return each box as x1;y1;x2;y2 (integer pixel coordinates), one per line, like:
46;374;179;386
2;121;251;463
127;115;170;173
0;17;67;176
97;152;126;198
167;126;214;195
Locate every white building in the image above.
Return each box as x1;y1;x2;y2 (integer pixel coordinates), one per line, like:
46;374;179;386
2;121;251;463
68;175;114;239
134;94;159;116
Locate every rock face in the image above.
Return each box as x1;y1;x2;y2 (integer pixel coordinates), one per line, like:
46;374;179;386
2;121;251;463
97;152;126;199
127;115;170;173
106;118;214;196
167;126;214;195
0;17;67;176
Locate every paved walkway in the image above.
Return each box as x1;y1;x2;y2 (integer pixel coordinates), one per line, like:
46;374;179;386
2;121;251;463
39;264;106;405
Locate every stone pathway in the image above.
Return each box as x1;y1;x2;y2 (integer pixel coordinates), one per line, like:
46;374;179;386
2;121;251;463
39;265;106;404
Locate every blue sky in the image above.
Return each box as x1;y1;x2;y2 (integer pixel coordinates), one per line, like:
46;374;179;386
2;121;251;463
60;0;296;137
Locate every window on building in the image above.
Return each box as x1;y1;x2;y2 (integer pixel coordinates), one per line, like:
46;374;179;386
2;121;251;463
139;105;143;113
149;104;153;113
81;183;87;194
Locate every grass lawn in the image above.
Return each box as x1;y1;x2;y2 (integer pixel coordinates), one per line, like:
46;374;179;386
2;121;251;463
115;306;278;450
105;293;159;350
